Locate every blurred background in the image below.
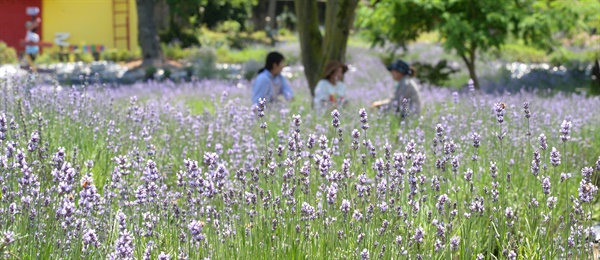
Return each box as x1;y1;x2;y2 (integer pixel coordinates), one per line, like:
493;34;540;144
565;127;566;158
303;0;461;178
0;0;598;95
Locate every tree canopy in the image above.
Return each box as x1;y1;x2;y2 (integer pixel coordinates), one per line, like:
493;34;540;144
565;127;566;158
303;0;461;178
357;0;599;89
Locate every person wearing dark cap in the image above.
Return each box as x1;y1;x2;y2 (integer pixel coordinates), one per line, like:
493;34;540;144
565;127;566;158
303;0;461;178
387;59;422;116
313;61;349;111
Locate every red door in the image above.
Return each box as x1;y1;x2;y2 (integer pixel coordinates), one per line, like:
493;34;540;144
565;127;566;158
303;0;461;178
0;0;43;54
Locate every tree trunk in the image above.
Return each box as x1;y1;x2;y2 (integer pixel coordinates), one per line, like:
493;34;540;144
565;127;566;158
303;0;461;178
252;0;269;31
460;49;479;90
137;0;163;67
268;0;277;28
591;59;600;95
323;0;359;63
294;0;323;97
295;0;359;97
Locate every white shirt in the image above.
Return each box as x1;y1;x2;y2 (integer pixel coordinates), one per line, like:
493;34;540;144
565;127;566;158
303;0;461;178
313;79;347;111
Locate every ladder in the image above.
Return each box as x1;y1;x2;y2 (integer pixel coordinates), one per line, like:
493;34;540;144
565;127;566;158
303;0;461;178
112;0;130;50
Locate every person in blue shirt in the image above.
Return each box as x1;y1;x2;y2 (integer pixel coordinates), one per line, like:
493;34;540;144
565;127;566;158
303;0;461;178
251;51;294;105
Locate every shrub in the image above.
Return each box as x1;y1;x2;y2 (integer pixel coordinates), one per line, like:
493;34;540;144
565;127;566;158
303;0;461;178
185;47;218;79
101;48;141;63
159;28;200;48
199;26;228;48
0;42;18;64
162;43;186;60
215;20;242;34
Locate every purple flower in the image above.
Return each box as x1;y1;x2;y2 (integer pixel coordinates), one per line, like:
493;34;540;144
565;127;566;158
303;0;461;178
340;199;350;214
523;101;531;119
359;108;368;123
468;79;475;92
110;230;134;259
547;196;557;209
188;220;206;241
292;114;302;128
530;197;539;208
301;202;316;220
436;194;449;213
490;161;498;179
539;134;548;150
531;151;540;176
434;239;443;252
560;120;572;142
560;173;572;183
3;231;15;245
581;167;593;182
493;102;505;123
158;252;171;260
352;129;360;139
550;147;560;167
472;132;480;148
450;235;460;251
578;180;597;203
83;229;99;249
361;248;369;260
541;176;551;195
436;124;444;138
507;250;517;260
464;168;473;182
469;196;485;214
352;209;364;221
331;110;340;128
412;226;424;244
451;156;460;174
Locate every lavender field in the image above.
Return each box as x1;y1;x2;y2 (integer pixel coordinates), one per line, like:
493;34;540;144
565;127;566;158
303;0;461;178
1;65;600;260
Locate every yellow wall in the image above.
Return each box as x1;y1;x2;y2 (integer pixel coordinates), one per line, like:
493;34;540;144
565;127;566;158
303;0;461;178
42;0;138;52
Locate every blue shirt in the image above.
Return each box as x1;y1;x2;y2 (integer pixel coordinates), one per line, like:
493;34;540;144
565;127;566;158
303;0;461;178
251;69;294;105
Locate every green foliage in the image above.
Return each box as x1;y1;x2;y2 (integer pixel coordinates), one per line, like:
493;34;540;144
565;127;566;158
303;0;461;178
184;47;220;79
357;0;597;89
165;0;255;29
33;53;55;65
493;43;548;63
161;43;186;60
159;28;200;48
144;66;157;80
0;42;18;64
215;20;242;34
517;0;600;50
199;26;229;47
412;60;460;87
215;46;268;64
201;0;254;30
355;1;438;48
276;5;297;30
101;48;142;63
